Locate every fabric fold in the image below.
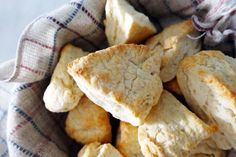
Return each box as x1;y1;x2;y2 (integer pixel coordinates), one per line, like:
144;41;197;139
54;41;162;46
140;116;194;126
0;0;235;156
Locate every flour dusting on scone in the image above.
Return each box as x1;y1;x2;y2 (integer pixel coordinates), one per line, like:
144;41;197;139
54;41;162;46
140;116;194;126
43;44;88;112
116;122;144;157
68;44;163;126
177;50;236;149
104;0;156;46
78;142;123;157
146;20;201;82
65;96;112;144
138;90;217;157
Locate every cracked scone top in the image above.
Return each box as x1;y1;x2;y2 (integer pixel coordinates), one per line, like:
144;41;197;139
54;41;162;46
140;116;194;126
68;44;163;126
177;50;236;149
43;44;88;112
146;20;201;82
138;90;216;157
104;0;156;46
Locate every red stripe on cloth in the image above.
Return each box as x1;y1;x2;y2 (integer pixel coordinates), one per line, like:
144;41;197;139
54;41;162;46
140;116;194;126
35;117;58;155
10;104;42;135
10;120;28;135
22;38;56;50
18;64;45;76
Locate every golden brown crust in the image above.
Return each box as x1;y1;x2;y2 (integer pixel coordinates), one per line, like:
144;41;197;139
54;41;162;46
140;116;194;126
68;44;162;126
138;90;216;157
125;22;156;44
146;20;201;82
65;96;112;144
177;50;236;149
104;0;156;46
116;122;144;157
178;51;225;71
146;20;195;47
69;44;154;81
43;44;88;112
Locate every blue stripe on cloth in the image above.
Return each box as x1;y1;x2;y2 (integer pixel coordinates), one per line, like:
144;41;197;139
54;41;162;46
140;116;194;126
69;2;105;30
14;83;32;93
0;137;8;157
45;0;86;77
9;140;40;157
82;25;102;39
0;151;8;157
0;109;7;122
8;17;43;82
44;28;61;78
12;105;66;153
13;105;52;141
0;137;7;146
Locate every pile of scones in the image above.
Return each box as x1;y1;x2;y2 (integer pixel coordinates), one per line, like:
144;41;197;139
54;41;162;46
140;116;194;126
43;0;236;156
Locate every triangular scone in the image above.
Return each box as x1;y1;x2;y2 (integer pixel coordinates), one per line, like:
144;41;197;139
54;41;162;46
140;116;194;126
78;142;123;157
116;122;144;157
65;96;112;144
146;20;201;82
104;0;156;46
68;44;163;126
177;50;236;149
138;90;217;157
43;44;88;112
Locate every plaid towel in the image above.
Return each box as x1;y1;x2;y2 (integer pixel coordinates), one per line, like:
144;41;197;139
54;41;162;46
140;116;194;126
0;0;235;156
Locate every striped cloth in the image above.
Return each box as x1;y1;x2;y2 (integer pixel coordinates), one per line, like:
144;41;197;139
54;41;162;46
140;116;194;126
0;0;235;156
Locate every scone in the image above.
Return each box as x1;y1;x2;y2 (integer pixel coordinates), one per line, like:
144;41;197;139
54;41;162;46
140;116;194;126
138;90;217;157
68;44;163;126
43;44;88;112
146;20;201;82
164;78;182;96
78;142;123;157
65;96;111;144
116;122;144;157
104;0;156;46
177;50;236;149
190;139;226;157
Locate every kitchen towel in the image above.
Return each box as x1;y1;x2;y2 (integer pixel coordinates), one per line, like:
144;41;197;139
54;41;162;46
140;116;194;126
0;0;235;156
